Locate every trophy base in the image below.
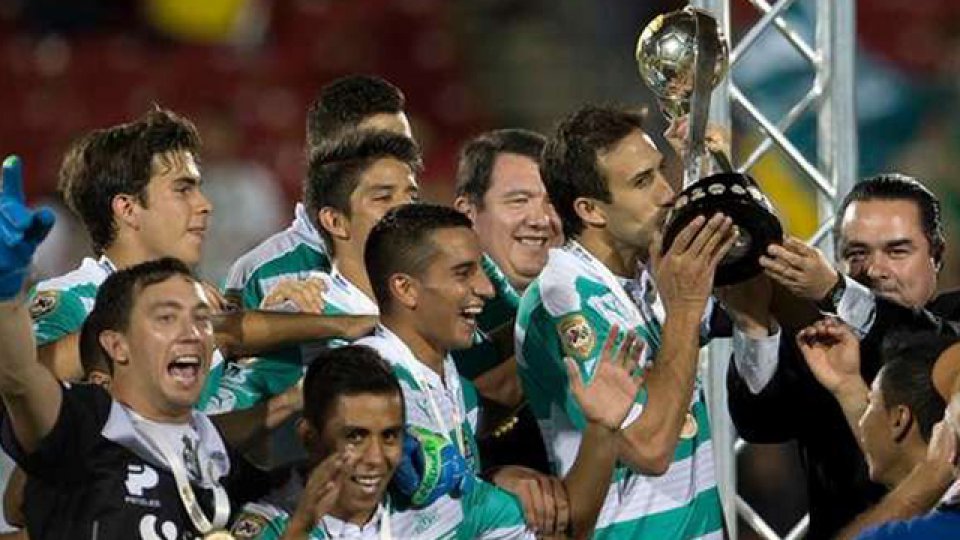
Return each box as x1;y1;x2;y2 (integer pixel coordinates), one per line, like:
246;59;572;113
662;172;783;286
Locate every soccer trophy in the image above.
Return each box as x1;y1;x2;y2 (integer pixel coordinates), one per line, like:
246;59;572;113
637;6;783;286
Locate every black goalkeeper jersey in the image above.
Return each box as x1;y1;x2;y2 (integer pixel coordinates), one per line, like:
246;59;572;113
1;383;268;540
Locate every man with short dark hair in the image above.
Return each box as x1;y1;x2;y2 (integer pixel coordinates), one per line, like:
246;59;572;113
356;203;644;538
213;131;421;413
517;105;772;538
31;107;212;383
798;324;952;486
223;74;413;331
0;218;270;540
232;334;642;539
454;128;557;294
730;173;960;538
305;74;411;150
795;323;960;539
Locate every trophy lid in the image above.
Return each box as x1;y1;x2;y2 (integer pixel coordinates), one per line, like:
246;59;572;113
663;172;783;286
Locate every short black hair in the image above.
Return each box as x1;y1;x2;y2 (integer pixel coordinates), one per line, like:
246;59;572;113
879;330;955;442
540;106;646;238
305;131;422;252
306;75;406;149
454;128;546;208
302;345;403;434
59;107;202;254
835;173;945;265
364;203;474;311
88;257;197;366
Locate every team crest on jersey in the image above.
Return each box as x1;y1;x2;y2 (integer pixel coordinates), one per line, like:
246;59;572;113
28;291;58;320
558;314;595;359
231;513;267;538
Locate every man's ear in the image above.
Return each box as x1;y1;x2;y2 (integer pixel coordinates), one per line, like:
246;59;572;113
112;194;140;231
573;196;607;229
318;208;350;242
388;273;418;310
453;196;477;223
296;417;319;449
98;330;130;368
891;405;914;443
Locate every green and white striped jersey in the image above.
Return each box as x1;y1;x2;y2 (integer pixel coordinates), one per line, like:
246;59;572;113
356;326;482;475
27;255;225;410
205;265;378;414
223;203;331;310
231;481;533;539
516;242;723;539
29;256;110;347
208;203;336;415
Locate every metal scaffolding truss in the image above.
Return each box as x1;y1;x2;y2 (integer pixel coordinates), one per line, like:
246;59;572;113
689;0;858;538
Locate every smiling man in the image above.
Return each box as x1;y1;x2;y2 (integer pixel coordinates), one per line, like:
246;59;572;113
212;131;421;413
232;331;642;539
0;252;271;537
730;174;960;538
354;203;642;538
451;129;560;385
454;129;559;293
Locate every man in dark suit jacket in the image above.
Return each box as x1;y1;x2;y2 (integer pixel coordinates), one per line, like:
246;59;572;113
726;174;960;539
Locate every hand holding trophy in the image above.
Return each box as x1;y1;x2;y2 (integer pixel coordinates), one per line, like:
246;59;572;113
637;7;783;286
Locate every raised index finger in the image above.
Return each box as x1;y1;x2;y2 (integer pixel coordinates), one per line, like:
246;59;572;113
2;156;25;203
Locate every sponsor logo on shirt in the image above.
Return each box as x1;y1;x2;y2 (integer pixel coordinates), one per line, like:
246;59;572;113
124;463;161;508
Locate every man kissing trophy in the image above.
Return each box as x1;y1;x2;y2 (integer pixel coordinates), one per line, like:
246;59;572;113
637;6;783;285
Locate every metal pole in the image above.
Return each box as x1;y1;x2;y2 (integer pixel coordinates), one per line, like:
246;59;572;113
817;0;858;257
689;3;736;538
686;0;858;538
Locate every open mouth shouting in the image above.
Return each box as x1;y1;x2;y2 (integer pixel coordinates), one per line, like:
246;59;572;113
167;354;203;388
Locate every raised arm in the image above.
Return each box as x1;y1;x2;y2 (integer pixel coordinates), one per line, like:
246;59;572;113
795;318;869;448
561;326;646;538
0;156;60;453
618;213;735;474
36;333;83;382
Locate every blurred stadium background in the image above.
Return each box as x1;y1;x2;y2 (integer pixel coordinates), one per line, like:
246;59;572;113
1;1;959;536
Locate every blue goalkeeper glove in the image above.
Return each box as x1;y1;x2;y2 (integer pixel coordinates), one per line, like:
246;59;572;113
390;426;470;507
0;156;55;300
